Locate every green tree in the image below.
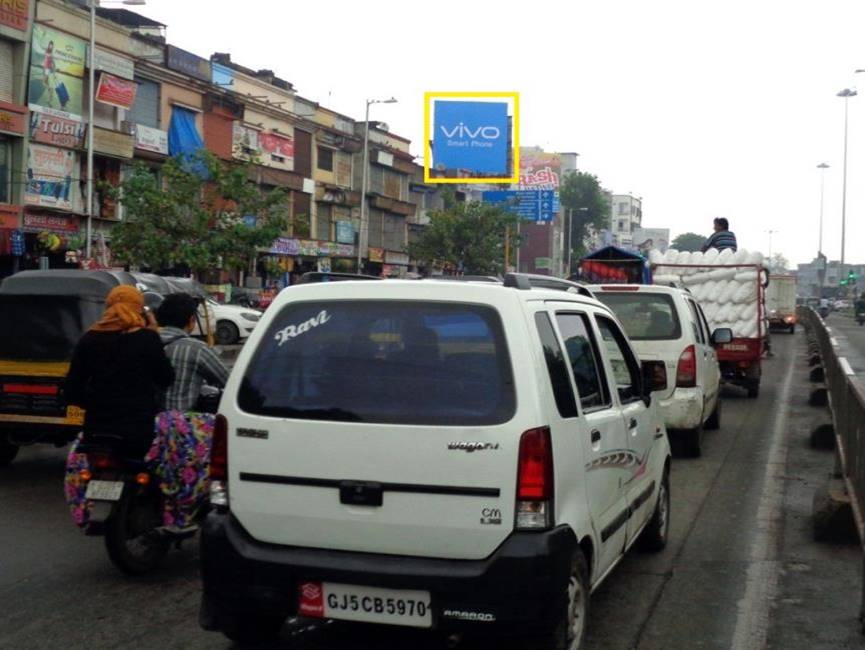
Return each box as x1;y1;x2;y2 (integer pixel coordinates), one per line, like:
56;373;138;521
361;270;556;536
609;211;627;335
671;232;706;252
408;189;520;275
558;171;611;271
767;253;789;273
108;151;288;275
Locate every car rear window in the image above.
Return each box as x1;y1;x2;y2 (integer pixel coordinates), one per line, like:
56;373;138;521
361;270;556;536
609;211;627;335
594;292;682;341
238;300;515;425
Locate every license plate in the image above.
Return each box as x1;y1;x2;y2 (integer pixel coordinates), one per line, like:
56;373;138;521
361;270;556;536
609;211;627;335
298;582;432;628
66;405;85;424
85;480;124;501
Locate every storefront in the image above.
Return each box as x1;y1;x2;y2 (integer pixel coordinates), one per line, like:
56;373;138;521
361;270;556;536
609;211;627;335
269;236;356;285
19;212;81;271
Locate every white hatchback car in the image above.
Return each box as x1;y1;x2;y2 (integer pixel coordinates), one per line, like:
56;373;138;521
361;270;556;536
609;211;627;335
590;284;731;457
199;276;672;649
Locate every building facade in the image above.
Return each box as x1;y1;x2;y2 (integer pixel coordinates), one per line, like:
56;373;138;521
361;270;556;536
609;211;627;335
610;193;642;247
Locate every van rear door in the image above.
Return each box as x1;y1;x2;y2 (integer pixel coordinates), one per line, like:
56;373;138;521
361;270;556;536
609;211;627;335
227;297;527;560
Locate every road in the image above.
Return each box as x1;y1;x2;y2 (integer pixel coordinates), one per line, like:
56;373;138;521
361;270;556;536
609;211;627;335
0;332;860;649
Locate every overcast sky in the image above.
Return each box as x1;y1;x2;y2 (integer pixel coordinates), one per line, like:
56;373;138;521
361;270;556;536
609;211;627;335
135;0;865;266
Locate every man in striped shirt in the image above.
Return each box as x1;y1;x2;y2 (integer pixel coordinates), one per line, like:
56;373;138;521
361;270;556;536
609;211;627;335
156;293;229;411
701;217;738;252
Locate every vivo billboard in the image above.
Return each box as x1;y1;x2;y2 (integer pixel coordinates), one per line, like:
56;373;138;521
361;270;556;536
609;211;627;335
433;101;508;174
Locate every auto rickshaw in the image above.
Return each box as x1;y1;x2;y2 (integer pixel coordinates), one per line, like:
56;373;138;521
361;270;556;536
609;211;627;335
0;270;138;466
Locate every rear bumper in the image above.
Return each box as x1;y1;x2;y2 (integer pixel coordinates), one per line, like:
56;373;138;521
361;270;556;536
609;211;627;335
200;512;577;633
660;388;704;430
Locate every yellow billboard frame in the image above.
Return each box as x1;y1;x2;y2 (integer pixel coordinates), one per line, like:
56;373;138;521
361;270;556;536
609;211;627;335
423;91;520;184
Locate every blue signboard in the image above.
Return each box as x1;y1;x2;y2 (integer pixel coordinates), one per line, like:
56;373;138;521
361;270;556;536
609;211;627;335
433;101;508;174
482;190;559;222
335;220;355;244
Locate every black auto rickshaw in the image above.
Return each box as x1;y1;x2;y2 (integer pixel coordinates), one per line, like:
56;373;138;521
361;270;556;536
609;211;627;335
0;270;137;465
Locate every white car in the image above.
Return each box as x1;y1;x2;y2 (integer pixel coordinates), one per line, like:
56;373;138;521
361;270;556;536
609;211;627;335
591;284;730;457
204;299;262;345
199;275;672;648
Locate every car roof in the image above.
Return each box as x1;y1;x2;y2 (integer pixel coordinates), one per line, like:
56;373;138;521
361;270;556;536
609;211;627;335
588;283;692;298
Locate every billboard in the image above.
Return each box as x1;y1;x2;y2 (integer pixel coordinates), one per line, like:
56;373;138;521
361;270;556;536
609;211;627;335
632;228;670;254
433;100;508;175
519;149;561;189
29;105;85;148
0;0;29;32
95;73;137;109
29;26;86;116
25;144;79;211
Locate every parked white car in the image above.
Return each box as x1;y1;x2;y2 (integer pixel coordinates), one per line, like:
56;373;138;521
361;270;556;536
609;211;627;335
205;299;262;345
199;275;672;648
590;284;731;457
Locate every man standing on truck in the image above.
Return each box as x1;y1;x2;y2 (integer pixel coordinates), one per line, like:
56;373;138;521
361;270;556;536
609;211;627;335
701;217;738;252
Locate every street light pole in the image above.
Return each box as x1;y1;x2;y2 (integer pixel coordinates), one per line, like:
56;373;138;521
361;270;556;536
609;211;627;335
817;162;829;255
837;88;857;279
356;97;396;272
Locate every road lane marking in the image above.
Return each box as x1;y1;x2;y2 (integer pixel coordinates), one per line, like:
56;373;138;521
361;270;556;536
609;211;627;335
730;346;794;650
840;357;855;376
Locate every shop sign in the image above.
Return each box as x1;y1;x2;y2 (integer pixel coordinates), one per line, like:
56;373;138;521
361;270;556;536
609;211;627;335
133;123;168;155
232;122;260;158
28;105;85;147
0;101;27;136
0;0;29;32
23;212;79;234
335;220;355;245
0;203;22;229
93;48;134;80
385;250;410;266
93;126;134;159
270;237;355;258
25;144;79;211
166;45;211;82
95;73;137;110
368;247;384;263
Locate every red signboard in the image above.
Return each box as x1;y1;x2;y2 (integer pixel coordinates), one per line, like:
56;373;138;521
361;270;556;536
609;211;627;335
0;101;27;136
23;213;79;234
0;0;29;31
0;204;21;229
29;106;86;148
95;73;137;110
259;131;295;159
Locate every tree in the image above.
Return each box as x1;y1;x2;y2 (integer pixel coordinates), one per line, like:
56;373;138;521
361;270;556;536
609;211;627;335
408;189;520;275
558;171;611;270
107;151;288;276
671;232;706;252
767;253;789;273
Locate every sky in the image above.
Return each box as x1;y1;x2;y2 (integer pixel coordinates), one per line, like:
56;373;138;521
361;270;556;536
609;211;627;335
133;0;865;267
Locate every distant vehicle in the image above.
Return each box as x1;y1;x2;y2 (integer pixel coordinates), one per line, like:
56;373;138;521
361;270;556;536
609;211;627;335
834;299;851;311
766;274;797;333
592;284;730;457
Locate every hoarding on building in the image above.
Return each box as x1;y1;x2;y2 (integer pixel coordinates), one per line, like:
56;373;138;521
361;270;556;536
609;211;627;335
335;221;354;244
22;212;79;234
632;228;670;254
133;123;168;155
94;48;134;80
93;126;134;159
166;45;210;82
232;122;260;158
259;131;294;160
519;149;561;189
24;144;79;211
0;0;29;32
270;237;354;258
432;100;508;174
0;101;27;136
95;72;137;109
29;105;85;147
29;26;86;116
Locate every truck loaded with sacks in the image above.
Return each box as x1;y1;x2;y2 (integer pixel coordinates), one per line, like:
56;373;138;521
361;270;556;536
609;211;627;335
649;247;768;398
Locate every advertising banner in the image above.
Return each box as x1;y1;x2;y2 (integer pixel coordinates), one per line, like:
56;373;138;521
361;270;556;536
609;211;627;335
93;126;134;159
165;45;210;82
25;144;79;211
94;48;134;80
519;149;561;189
95;72;137;109
335;220;355;245
133;123;169;155
259;131;295;159
29;105;85;148
29;26;86;116
23;213;79;234
232;122;260;158
632;228;670;254
270;237;354;257
0;0;29;32
433;100;508;174
0;101;27;136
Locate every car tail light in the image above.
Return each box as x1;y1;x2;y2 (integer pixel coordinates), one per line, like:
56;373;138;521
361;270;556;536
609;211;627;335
676;345;697;388
210;414;229;509
516;427;553;530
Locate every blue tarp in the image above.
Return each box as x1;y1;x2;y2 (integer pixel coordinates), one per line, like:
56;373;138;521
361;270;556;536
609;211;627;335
168;106;204;158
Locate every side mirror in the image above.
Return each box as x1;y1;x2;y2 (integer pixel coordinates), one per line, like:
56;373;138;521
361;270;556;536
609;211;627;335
711;328;734;345
641;360;668;401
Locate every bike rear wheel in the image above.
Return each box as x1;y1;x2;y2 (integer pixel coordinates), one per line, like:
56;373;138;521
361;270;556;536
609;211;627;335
104;489;169;575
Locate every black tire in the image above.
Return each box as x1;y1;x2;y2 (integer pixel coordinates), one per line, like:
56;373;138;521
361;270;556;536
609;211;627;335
747;382;760;399
705;398;721;431
789;324;795;334
639;472;670;552
222;613;285;645
0;439;19;467
523;550;590;650
215;320;239;346
104;491;170;576
681;425;703;458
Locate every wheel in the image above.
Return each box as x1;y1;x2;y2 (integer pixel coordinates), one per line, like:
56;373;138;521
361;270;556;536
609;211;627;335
104;490;170;576
705;397;721;431
523;550;590;650
215;321;239;345
0;439;19;467
747;382;760;399
789;324;796;333
639;472;670;552
681;425;703;458
222;613;285;645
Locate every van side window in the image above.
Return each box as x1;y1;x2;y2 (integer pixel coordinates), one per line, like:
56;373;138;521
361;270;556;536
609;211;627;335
696;304;712;342
686;300;705;344
555;313;611;411
595;316;643;403
534;312;578;419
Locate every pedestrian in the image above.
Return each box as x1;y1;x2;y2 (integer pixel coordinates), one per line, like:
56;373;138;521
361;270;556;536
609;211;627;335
701;217;738;253
145;293;230;533
64;285;175;457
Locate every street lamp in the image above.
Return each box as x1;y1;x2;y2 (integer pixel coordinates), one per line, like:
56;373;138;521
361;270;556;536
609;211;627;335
85;0;145;260
765;229;778;260
837;87;857;279
356;97;397;272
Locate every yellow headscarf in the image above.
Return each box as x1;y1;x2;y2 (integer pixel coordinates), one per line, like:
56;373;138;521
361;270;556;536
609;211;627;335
90;285;146;333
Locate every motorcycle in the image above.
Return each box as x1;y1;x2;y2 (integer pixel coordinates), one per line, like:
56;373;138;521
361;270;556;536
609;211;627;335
819;306;830;319
857;311;865;326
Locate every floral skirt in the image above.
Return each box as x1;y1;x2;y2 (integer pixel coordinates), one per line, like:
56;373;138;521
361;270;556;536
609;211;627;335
145;411;215;528
64;435;91;527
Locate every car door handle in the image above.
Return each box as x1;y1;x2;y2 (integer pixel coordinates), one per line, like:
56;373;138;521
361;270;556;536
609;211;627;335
590;429;601;443
629;418;638;430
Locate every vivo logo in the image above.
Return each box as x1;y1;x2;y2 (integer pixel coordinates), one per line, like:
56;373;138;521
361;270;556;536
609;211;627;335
440;123;501;140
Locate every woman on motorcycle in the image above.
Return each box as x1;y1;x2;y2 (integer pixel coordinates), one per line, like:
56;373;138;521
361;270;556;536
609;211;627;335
145;293;230;532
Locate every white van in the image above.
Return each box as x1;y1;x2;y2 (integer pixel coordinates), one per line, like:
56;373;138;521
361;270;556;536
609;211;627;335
199;276;672;649
590;285;731;457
